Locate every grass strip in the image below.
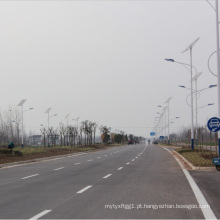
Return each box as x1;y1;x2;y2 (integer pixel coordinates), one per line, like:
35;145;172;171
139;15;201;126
175;148;214;167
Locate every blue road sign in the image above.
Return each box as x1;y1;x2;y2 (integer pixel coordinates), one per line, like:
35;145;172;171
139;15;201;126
159;136;164;139
150;132;155;136
207;117;220;132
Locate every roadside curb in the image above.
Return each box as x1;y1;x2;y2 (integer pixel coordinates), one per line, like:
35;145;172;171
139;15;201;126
172;149;196;170
159;145;215;171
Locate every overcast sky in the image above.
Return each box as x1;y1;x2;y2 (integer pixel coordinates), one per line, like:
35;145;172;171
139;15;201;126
0;0;218;137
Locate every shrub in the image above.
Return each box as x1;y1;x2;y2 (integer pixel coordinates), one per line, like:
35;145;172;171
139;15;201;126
0;149;13;155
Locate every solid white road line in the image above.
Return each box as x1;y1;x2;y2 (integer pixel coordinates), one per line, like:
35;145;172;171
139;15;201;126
29;210;51;220
77;185;93;194
21;174;39;180
183;169;217;219
117;167;123;170
74;163;81;165
164;148;217;220
103;174;112;179
54;167;64;171
126;162;130;165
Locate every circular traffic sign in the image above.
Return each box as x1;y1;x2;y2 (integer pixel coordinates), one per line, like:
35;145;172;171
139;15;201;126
207;117;220;132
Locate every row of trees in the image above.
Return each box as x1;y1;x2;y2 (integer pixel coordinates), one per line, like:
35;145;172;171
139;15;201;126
40;120;99;147
161;125;218;154
0;106;22;146
0;106;143;148
40;123;142;147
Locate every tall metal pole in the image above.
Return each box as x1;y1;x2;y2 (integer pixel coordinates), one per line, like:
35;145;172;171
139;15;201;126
167;101;170;145
48;112;49;129
190;47;194;150
164;98;171;144
162;112;164;142
181;37;199;150
48;112;50;147
21;105;24;149
192;72;202;147
18;99;26;149
216;0;220;156
195;77;198;146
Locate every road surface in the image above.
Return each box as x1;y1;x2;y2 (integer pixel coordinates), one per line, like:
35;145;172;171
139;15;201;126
0;143;217;219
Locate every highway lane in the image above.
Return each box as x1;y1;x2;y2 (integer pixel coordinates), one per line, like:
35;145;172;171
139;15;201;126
44;145;204;219
0;143;214;219
0;145;132;184
0;144;143;219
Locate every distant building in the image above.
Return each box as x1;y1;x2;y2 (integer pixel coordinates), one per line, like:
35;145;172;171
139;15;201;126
28;135;42;146
49;135;60;146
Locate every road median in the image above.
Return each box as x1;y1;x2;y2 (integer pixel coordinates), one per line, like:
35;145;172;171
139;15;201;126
0;143;124;169
158;144;216;170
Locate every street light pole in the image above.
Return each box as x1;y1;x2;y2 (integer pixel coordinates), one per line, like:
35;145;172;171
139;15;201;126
205;0;220;156
45;108;52;147
65;114;70;146
164;98;172;145
17;99;26;149
192;72;202;146
65;114;70;126
75;117;80;146
45;108;52;129
182;37;200;150
21;104;24;148
215;0;220;156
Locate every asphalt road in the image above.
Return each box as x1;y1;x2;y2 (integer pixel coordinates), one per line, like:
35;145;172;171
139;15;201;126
189;169;220;219
0;143;216;219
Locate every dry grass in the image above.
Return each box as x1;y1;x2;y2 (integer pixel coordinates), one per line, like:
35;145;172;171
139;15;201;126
175;148;215;167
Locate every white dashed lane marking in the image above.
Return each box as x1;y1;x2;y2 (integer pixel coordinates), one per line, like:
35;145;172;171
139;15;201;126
103;174;112;179
54;167;64;171
29;210;51;220
21;174;39;180
77;185;93;194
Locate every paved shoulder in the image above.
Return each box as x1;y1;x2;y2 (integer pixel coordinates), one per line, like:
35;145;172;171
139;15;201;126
189;169;220;219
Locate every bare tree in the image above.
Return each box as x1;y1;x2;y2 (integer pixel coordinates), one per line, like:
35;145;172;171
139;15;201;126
92;122;98;145
40;127;47;148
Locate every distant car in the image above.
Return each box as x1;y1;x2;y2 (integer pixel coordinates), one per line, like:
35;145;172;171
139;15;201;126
152;140;158;144
128;140;133;145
